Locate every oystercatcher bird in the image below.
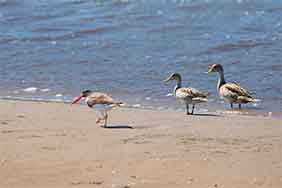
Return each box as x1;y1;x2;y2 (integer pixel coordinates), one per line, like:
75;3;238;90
71;90;123;128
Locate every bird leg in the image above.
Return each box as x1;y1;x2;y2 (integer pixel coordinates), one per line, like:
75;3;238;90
230;103;233;109
191;105;195;115
96;117;102;124
103;113;108;128
186;103;191;115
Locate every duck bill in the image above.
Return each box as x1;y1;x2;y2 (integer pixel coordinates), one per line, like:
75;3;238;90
207;68;213;74
71;95;83;105
163;77;172;82
163;78;169;82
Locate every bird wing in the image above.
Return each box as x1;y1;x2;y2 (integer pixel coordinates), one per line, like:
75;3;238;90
176;87;209;99
87;92;121;106
223;83;253;98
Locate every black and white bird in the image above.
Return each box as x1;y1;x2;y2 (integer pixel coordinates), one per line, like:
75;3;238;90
71;90;123;127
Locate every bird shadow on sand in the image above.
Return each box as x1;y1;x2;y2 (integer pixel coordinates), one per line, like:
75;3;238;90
102;124;134;129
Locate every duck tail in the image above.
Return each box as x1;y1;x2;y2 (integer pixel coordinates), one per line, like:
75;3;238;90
251;98;261;102
238;96;261;103
204;92;211;97
192;97;208;103
114;101;126;107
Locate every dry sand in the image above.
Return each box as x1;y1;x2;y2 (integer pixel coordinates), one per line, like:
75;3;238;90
0;100;281;188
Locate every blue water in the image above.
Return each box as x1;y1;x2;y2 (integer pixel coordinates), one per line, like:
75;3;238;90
0;0;281;113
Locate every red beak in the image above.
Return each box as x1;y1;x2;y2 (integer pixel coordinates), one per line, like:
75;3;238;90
71;95;83;105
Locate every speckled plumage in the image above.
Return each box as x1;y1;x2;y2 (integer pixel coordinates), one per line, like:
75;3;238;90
208;64;259;109
165;73;209;115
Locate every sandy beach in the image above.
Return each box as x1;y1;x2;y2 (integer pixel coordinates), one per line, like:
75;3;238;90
0;99;281;188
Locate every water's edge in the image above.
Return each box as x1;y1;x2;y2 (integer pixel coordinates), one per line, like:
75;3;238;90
1;97;281;119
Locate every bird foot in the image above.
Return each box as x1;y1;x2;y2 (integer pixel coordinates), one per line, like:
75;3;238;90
186;112;194;115
100;125;107;128
96;118;108;128
96;118;102;124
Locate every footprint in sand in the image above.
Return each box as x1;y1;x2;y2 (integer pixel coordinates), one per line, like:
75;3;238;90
71;180;103;185
1;121;9;125
41;146;58;151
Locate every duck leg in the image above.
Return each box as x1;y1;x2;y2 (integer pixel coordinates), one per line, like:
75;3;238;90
186;103;191;115
191;105;195;115
230;103;233;109
103;113;108;128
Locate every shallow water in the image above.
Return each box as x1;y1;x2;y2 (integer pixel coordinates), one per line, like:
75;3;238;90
0;0;281;113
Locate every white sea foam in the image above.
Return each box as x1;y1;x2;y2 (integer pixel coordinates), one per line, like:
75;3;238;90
40;88;50;92
23;87;38;93
157;10;163;15
51;41;57;45
157;106;165;110
55;93;63;97
166;93;173;97
132;104;141;108
198;108;209;112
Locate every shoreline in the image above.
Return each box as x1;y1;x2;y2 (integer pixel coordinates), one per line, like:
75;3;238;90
1;98;281;119
0;99;282;187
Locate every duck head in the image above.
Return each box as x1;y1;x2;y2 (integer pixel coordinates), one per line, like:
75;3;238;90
207;64;224;74
164;73;182;82
71;90;93;104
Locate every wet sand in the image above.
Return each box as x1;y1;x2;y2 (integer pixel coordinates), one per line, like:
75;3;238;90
0;100;281;188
